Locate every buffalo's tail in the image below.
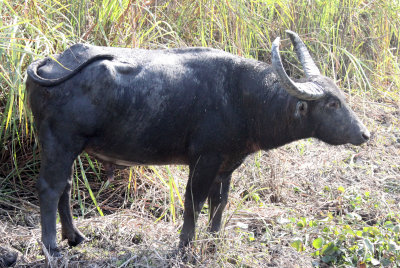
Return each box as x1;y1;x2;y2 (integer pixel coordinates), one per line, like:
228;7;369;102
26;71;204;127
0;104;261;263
26;54;115;87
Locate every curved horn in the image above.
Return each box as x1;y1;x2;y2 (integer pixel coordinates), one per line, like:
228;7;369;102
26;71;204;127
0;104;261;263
285;30;320;77
271;36;324;100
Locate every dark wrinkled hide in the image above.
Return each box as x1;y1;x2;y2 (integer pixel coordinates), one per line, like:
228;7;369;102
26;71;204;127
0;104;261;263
26;35;369;256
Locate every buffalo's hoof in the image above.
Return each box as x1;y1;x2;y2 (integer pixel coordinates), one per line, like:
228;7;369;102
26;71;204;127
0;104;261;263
0;248;17;267
67;233;86;247
165;248;180;260
176;244;198;264
178;235;192;250
44;246;62;258
178;241;187;250
177;240;193;257
43;247;63;268
62;229;87;247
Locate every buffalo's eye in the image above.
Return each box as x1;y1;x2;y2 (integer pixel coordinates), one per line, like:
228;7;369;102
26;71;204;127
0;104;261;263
327;100;340;109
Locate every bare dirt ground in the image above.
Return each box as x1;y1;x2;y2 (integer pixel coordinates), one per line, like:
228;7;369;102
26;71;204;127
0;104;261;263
0;96;399;267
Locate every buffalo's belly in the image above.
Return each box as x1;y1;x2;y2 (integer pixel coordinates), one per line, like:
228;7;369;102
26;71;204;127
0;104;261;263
86;150;188;166
85;137;190;166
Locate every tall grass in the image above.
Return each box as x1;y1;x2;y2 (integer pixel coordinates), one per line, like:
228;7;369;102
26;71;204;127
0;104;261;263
0;0;399;220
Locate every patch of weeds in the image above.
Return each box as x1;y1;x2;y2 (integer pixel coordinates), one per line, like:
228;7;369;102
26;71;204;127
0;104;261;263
283;188;400;266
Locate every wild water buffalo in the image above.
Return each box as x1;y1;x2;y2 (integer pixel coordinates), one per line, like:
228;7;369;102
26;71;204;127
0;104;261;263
26;30;370;256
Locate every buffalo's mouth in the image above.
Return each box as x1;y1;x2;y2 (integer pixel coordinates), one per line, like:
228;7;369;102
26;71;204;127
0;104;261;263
315;127;370;146
350;129;370;145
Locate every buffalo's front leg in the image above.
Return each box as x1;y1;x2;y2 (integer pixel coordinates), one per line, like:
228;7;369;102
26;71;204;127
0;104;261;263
207;172;232;233
58;177;86;247
179;155;222;247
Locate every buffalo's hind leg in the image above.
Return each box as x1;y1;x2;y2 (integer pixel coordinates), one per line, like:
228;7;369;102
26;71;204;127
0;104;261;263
208;158;243;234
58;177;86;247
207;172;232;233
37;127;85;256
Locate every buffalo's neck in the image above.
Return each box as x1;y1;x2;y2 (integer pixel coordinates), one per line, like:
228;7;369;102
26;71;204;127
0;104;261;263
257;89;310;150
237;61;312;150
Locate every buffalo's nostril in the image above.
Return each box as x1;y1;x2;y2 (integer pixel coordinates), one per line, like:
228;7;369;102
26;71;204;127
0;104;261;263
362;132;370;141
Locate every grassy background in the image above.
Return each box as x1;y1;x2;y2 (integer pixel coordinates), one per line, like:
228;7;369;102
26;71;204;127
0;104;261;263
0;0;399;267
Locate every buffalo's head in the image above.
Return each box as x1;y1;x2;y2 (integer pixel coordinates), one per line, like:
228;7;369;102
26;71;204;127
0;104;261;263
272;30;370;146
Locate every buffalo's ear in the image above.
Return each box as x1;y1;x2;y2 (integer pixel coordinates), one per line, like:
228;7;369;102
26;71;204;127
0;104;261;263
295;101;308;117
